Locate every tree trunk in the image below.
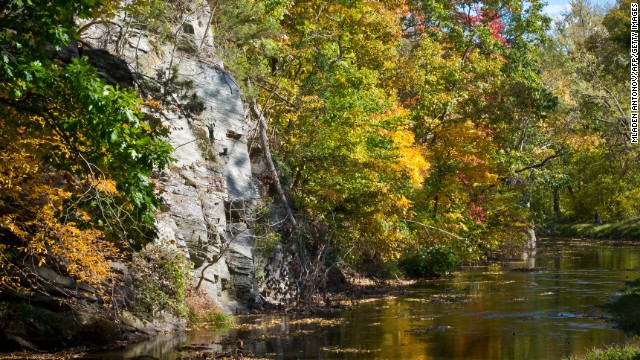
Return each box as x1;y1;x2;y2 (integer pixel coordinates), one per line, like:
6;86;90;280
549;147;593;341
522;190;536;250
433;195;439;219
250;99;297;227
553;187;562;220
526;226;537;250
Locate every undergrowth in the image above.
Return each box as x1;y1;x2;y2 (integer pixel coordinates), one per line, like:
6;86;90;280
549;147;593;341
563;337;640;360
546;218;640;240
130;245;192;320
185;290;233;327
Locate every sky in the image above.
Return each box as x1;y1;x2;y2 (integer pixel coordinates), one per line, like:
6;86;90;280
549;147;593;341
543;0;614;19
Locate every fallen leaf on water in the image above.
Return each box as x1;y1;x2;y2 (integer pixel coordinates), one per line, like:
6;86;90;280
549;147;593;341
289;318;343;326
321;346;381;353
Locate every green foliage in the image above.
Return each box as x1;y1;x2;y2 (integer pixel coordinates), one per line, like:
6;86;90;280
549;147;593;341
187;306;233;326
209;0;291;91
212;0;557;273
623;279;640;295
143;66;205;116
0;0;172;294
606;280;640;335
399;245;459;278
0;1;88;68
253;200;284;258
603;0;633;51
130;245;192;319
563;338;640;360
1;57;172;245
271;153;293;189
531;0;640;226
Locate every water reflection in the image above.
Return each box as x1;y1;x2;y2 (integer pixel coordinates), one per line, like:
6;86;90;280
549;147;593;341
86;239;640;359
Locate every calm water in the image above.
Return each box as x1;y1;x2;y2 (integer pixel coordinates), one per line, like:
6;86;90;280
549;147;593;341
89;238;640;359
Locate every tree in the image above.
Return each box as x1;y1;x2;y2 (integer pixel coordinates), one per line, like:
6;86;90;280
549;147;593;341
395;0;554;259
0;0;171;296
530;0;640;222
212;0;557;271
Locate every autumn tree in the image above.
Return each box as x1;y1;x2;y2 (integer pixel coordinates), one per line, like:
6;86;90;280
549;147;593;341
394;0;555;261
531;0;640;222
0;0;171;297
210;0;559;275
210;1;429;271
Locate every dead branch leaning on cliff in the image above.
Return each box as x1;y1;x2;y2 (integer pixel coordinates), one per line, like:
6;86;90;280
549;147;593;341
248;90;297;227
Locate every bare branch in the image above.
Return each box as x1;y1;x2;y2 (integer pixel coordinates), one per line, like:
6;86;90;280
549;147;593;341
401;219;466;241
514;150;566;173
77;19;123;34
249;96;297;227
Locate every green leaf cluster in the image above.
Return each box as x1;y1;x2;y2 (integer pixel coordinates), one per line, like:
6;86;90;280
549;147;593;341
0;0;172;293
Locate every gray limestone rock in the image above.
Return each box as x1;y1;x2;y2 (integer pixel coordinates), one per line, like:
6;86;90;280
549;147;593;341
82;6;263;313
177;33;198;54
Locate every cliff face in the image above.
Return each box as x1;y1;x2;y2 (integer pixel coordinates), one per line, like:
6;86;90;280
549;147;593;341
151;60;261;312
84;9;261;312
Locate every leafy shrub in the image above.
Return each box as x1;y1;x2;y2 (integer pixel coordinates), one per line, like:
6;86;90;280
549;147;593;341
399;245;459;278
608;280;640;335
186;296;233;327
130;245;192;319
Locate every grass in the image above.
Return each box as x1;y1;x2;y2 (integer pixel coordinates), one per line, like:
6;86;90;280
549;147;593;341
546;217;640;240
189;309;233;325
185;293;234;327
607;280;640;334
563;338;640;360
566;281;640;359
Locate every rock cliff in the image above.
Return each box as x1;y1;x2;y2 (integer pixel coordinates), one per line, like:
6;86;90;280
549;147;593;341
83;8;262;312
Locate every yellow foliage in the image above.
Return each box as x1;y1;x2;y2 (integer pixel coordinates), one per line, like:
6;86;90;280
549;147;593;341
396;195;413;213
90;177;119;196
432;120;499;187
388;129;430;186
567;134;603;151
0;114;120;295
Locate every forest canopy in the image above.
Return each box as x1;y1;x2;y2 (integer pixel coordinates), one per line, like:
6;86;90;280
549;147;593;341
0;0;636;297
213;0;637;272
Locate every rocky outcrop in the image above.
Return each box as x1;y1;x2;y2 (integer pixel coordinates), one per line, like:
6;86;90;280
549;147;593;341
82;7;261;312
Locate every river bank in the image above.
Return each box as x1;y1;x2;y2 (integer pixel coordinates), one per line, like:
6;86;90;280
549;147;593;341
564;337;640;360
544;218;640;240
2;238;638;359
562;284;640;360
0;268;426;359
1;238;630;359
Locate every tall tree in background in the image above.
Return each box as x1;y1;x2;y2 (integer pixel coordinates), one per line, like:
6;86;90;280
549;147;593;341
532;0;640;222
397;0;555;258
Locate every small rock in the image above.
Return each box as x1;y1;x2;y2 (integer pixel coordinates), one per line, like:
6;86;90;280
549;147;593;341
5;334;41;352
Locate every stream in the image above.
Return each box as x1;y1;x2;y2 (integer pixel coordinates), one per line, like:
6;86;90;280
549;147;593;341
87;238;640;359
